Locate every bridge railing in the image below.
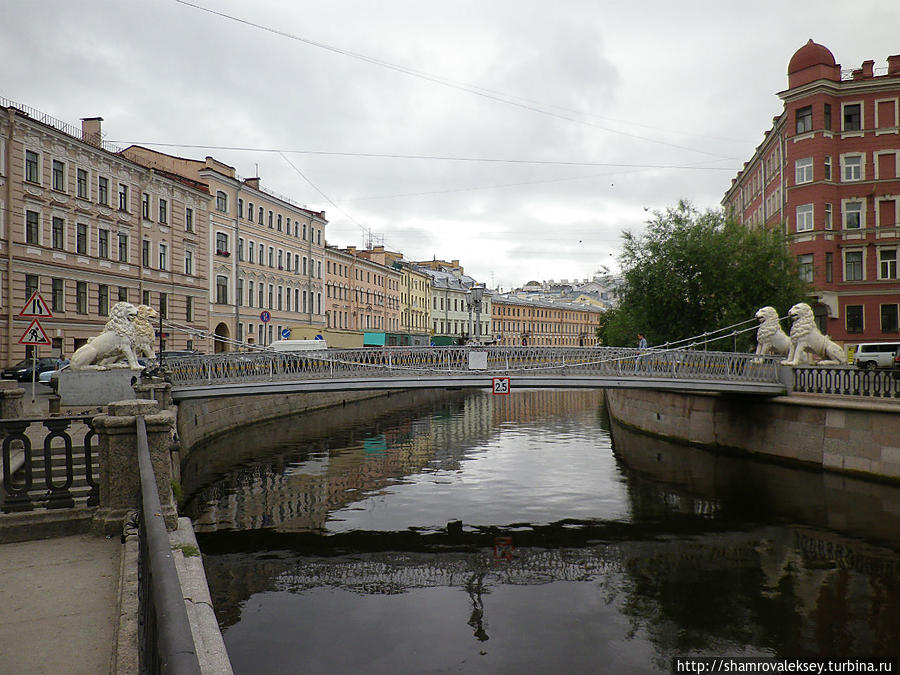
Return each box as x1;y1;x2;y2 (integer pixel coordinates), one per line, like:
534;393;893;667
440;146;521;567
793;366;900;398
163;346;784;387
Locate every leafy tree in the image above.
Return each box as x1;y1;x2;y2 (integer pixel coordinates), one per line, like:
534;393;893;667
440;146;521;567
600;200;811;349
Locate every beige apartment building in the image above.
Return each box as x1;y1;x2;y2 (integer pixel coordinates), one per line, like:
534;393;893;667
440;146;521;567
418;264;492;342
0;102;211;366
492;296;602;346
323;246;401;334
123;147;327;349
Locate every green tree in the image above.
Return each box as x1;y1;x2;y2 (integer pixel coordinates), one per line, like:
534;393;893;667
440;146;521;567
600;200;811;349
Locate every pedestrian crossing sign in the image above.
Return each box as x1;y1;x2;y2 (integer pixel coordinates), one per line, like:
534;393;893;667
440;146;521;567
19;291;53;318
18;319;51;346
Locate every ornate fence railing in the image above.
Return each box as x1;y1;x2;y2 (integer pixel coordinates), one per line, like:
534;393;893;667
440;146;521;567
163;346;784;388
793;366;900;398
0;415;98;513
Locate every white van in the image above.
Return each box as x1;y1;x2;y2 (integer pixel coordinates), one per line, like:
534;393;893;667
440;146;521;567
269;339;328;352
853;342;900;369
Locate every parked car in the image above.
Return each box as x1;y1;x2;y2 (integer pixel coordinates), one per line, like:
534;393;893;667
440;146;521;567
853;342;900;370
893;347;900;379
1;357;61;382
38;359;69;384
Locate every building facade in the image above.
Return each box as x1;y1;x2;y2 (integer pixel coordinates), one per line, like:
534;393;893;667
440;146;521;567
123;147;328;349
323;246;401;333
419;265;492;343
492;296;602;346
0;102;210;366
724;41;900;343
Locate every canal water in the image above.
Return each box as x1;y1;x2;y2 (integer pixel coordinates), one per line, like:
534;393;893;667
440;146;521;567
184;389;900;673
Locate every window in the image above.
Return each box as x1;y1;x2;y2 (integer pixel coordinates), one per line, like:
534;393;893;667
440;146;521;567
303;223;307;240
118;286;128;302
52;160;65;191
843;103;862;131
844;250;864;281
185;295;193;321
98;229;109;259
238;199;244;219
25;274;39;299
98;285;109;316
277;214;282;232
25;210;39;245
846;305;864;333
158;198;167;224
824;203;833;230
278;249;283;269
76;223;88;254
268;284;274;309
268;247;274;267
248;281;254;307
824;103;832;130
50;279;67;313
216;191;227;213
142;193;150;219
842;155;863;181
159;292;167;319
258;243;263;262
844;201;863;229
118;233;128;262
216;232;229;255
268;210;273;228
248;240;255;264
795;157;813;184
797;254;814;283
824;156;832;181
237;279;244;306
216;276;228;304
880;249;897;279
796;106;813;134
74;281;86;314
258;206;263;223
77;168;88;199
52;217;64;249
25;150;39;183
184;249;194;276
881;304;899;333
185;207;194;232
248;203;254;222
238;238;244;261
142;240;150;267
98;176;109;205
796;204;814;232
118;183;128;211
258;284;264;307
277;286;283;311
143;290;150;305
158;243;168;270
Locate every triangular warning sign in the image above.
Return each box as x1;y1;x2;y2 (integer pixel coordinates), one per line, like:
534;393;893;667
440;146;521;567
19;291;53;319
18;319;51;346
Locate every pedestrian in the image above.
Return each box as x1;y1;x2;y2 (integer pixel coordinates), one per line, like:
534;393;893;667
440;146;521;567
637;333;648;349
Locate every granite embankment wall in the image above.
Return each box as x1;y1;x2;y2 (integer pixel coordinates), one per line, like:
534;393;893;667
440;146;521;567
606;389;900;483
176;389;389;454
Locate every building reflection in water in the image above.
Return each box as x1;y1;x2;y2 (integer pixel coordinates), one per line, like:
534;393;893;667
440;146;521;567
193;389;900;669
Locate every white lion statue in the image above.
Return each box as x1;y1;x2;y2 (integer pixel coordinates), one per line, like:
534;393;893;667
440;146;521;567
754;306;793;361
69;301;144;371
132;304;158;360
782;302;847;366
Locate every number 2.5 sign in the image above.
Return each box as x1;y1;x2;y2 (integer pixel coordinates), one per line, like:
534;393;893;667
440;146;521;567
492;377;511;395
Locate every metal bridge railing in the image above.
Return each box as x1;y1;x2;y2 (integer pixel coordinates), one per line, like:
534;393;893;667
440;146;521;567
793;366;900;398
163;346;784;388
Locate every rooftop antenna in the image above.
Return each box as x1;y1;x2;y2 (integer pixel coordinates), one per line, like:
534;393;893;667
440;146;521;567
255;162;259;177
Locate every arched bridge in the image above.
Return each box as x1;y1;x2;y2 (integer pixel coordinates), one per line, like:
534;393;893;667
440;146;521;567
164;346;789;401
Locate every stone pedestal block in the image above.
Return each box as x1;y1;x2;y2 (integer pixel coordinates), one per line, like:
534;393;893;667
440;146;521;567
133;379;173;409
57;368;142;406
0;381;25;419
92;399;178;536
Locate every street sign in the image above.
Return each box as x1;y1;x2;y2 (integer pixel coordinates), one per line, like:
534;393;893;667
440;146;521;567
18;319;51;346
260;310;271;323
492;377;511;395
19;291;52;318
281;328;291;339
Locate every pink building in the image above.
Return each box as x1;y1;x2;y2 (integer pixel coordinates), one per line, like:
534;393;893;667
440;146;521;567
724;40;900;343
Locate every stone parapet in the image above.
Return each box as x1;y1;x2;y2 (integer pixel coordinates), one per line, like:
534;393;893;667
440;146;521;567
0;381;24;419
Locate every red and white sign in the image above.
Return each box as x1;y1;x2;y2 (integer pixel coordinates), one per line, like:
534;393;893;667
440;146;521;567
19;291;53;318
18;319;51;346
492;377;511;395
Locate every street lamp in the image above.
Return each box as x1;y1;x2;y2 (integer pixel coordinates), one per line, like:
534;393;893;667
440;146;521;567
466;285;485;344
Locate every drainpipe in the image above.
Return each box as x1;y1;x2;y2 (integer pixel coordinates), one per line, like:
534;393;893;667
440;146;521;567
5;108;15;365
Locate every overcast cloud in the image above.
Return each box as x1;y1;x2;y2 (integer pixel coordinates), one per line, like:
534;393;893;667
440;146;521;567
4;0;900;288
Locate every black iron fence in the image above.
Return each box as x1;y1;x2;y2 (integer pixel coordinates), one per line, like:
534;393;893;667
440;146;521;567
793;366;900;398
0;415;98;512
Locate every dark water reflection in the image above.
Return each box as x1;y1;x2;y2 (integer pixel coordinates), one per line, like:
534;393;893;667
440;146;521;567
189;390;900;673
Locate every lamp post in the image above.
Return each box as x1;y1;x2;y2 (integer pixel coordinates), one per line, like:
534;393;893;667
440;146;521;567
466;285;485;344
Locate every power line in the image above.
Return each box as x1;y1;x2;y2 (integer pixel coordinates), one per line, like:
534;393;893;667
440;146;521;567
171;0;739;160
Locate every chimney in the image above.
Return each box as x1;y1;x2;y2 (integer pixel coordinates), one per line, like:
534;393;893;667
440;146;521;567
81;117;103;146
244;177;260;189
888;54;900;76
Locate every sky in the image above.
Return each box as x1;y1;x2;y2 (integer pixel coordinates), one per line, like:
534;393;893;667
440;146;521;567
3;1;900;290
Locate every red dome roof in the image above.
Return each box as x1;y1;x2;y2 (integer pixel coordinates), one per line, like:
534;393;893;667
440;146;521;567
788;40;836;74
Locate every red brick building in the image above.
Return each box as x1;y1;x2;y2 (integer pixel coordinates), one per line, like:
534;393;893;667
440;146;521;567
724;40;900;343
